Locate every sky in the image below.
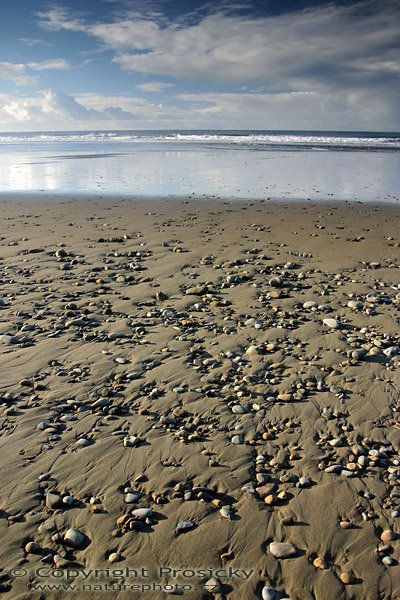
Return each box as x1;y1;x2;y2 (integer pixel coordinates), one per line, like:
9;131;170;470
0;0;399;132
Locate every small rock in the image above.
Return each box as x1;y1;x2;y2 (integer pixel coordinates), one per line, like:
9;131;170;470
245;345;264;356
186;285;208;296
63;528;88;549
340;570;356;585
220;506;233;519
277;393;293;402
303;301;318;309
323;318;339;329
231;433;244;445
297;476;311;488
268;541;297;559
125;493;141;504
339;520;353;529
261;586;280;600
131;508;153;519
108;552;120;563
381;530;396;542
46;492;63;510
203;577;222;593
313;557;328;570
25;541;41;554
174;520;196;535
75;438;92;448
62;496;75;506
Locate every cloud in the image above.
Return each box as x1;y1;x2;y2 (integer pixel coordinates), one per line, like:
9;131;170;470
28;59;71;71
0;59;71;87
37;1;400;91
0;62;37;86
18;38;53;47
0;87;397;130
0;89;138;125
136;81;174;92
177;90;399;130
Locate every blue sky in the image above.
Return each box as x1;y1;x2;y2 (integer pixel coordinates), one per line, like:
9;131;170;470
0;0;399;131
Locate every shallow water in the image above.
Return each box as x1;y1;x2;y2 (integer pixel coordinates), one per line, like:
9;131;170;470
0;135;399;202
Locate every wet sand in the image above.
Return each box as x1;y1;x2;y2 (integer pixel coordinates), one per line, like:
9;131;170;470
0;196;399;600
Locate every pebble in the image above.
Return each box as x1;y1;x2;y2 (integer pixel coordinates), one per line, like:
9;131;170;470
123;434;140;447
297;476;311;488
380;530;396;542
131;508;153;519
174;520;196;535
340;570;356;585
303;301;318;309
245;345;264;356
108;552;120;563
313;557;328;570
25;541;41;554
220;506;233;519
346;299;361;309
125;492;141;504
339;520;354;529
277;393;293;402
232;404;247;414
268;541;297;558
203;577;222;593
231;435;244;444
63;528;88;549
62;495;75;506
382;556;395;566
186;285;208;296
323;318;339;329
262;586;280;600
75;437;92;448
46;492;63;509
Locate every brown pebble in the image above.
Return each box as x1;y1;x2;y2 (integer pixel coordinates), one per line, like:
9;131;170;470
313;557;328;570
264;494;278;506
381;530;396;542
340;570;356;585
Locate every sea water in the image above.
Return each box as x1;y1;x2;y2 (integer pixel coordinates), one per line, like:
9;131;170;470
0;130;399;202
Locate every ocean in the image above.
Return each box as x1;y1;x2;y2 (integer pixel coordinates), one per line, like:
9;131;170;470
0;130;399;201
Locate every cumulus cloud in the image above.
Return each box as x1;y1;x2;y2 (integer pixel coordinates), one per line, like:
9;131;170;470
0;90;138;125
1;87;397;130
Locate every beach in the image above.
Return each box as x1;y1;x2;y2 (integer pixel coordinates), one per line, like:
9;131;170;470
0;195;399;600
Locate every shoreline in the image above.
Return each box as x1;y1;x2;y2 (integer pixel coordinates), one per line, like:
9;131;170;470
0;197;399;600
0;191;399;207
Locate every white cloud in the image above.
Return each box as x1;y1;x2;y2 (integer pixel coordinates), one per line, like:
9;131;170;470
0;59;71;87
28;59;71;71
1;86;397;131
18;38;53;47
136;81;174;92
35;1;400;128
38;2;400;90
0;90;138;126
0;62;37;86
